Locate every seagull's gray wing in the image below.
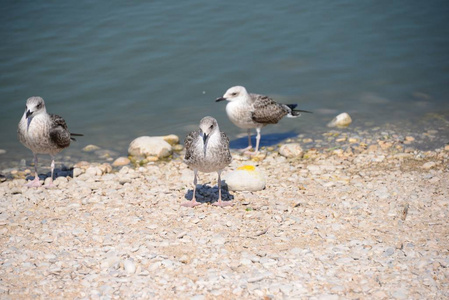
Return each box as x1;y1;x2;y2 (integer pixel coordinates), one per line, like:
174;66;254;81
219;131;232;165
49;114;71;149
250;94;289;124
184;130;200;162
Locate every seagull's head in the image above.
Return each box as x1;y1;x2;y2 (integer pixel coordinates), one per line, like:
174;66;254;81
199;116;219;156
24;96;46;130
215;86;248;103
25;96;46;119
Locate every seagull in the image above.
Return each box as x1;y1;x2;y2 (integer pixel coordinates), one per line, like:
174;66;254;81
216;86;311;154
17;96;83;188
182;116;233;207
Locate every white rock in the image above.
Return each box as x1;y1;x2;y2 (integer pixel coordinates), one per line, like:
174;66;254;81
422;161;436;169
123;259;136;274
223;165;266;192
82;144;100;152
279;143;304;158
112;157;131;167
327;112;352;128
128;136;173;158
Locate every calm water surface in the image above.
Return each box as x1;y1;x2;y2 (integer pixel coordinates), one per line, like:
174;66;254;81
1;1;448;168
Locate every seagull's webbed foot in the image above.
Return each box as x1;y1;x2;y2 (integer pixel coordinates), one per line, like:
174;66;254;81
212;200;234;207
25;177;42;188
181;199;202;208
44;182;56;189
240;145;253;153
243;149;260;157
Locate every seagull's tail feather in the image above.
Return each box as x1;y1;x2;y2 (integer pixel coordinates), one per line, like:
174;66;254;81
285;104;312;118
70;133;83;141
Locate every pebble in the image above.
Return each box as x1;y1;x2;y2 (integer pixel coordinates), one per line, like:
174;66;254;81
223;165;266;191
82;145;101;152
112;157;131;167
279;143;304;158
327;112;352;128
422;161;436;169
123;259;136;274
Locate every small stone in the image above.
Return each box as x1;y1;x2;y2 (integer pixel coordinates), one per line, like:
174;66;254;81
444;144;449;151
422;161;436;169
0;149;6;155
378;140;393;150
73;168;83;177
82;145;101;152
99;163;113;174
223;165;266;192
112;157;131;167
123;259;136;274
128;136;173;158
383;247;395;257
327;112;352;128
279;143;304;158
405;136;415;142
85;167;102;177
74;161;90;168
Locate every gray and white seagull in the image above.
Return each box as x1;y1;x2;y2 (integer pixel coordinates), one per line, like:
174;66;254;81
216;86;311;154
182;116;233;207
17;96;83;188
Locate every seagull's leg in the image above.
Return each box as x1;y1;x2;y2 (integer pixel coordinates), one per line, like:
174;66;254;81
240;129;253;152
44;155;56;188
25;153;42;187
244;128;262;156
254;127;261;154
181;170;202;207
213;170;233;207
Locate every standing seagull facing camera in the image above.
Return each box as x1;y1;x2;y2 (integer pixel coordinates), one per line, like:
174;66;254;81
216;86;311;154
18;96;83;188
183;116;233;207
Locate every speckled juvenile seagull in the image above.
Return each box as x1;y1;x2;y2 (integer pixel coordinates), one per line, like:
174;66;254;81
17;96;82;188
216;86;311;154
183;116;233;207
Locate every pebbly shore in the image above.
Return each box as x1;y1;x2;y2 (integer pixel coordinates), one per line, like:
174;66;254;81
0;129;448;299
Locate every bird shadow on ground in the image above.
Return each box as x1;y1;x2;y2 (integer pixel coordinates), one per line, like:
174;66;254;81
25;166;74;181
229;131;298;149
184;183;234;205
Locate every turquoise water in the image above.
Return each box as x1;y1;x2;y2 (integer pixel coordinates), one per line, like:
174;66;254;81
1;1;449;167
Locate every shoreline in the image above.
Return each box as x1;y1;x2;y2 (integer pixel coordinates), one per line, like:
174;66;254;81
0;128;448;298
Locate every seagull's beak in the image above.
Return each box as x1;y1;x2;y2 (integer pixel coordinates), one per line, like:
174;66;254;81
215;97;226;102
201;132;209;157
26;114;32;131
26;110;32;119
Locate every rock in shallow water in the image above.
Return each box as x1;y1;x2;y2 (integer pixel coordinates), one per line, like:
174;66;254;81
223;165;266;192
128;136;173;158
82;145;100;152
327;112;352;128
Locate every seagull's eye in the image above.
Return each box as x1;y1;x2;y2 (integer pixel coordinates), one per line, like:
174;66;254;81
231;92;237;96
209;125;213;129
37;103;42;109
